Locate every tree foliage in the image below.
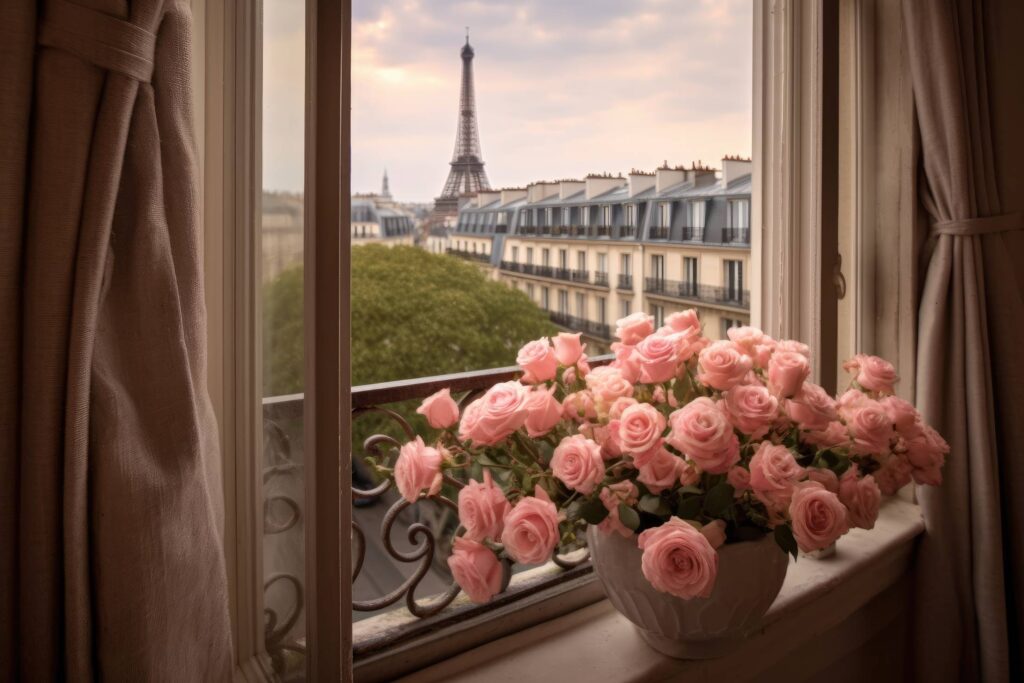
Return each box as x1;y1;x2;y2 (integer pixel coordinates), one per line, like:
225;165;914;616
261;244;557;397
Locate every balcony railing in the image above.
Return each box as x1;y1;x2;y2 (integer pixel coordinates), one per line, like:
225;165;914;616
593;272;609;287
549;311;612;340
643;277;751;310
619;226;636;238
595;225;611;237
722;227;751;244
617;274;633;290
446;248;491;263
681;226;700;241
570;269;590;284
551;225;567;236
649;226;669;240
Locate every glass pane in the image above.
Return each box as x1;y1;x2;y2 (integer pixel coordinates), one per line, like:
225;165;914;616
260;0;306;679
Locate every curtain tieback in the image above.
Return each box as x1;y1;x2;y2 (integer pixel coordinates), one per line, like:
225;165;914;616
933;212;1024;237
38;0;157;83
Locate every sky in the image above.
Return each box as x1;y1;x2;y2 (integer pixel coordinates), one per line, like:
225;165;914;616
263;0;753;203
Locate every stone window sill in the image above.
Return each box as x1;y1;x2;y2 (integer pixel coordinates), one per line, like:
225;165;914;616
399;497;924;683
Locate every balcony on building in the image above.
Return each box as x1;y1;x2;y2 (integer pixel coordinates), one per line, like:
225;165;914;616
644;277;751;311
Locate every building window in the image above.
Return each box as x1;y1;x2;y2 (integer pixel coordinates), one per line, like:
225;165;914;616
597;296;607;326
683;256;698;295
650;254;665;286
625;203;636;227
526;247;534;264
558;289;569;314
602;205;612;226
689;200;707;229
575;292;586;318
562;207;570;226
729;199;750;229
527;283;535;300
659;202;672;228
541;287;550;310
619;298;632;318
651;304;664;329
511;246;519;263
620;253;632;276
597;252;608;274
577;251;587;272
559;249;568;270
521;209;531;227
721;316;743;338
725;259;744;302
542;248;551;267
579;206;589;226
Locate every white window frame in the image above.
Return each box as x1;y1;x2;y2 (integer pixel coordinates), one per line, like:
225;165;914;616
659;201;672;228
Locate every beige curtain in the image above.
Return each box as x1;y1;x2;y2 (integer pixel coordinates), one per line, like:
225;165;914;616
0;0;232;678
904;0;1024;681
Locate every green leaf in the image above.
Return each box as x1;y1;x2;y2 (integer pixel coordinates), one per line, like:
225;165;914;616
638;494;671;516
703;482;736;517
579;497;610;525
521;473;533;492
774;524;799;560
678;484;703;497
618;503;641;531
676;495;703;520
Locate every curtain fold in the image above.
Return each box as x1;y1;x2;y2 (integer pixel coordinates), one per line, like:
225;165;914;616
0;0;232;678
903;0;1024;681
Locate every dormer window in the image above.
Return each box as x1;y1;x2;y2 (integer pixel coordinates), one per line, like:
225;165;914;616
659;202;672;228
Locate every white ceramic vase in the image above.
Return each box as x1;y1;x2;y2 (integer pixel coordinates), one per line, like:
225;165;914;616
586;526;789;659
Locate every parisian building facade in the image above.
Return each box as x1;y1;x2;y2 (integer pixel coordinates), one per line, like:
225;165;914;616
435;156;752;347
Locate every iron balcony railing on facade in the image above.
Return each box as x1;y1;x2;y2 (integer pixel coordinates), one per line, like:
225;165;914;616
593;272;609;287
495;225;508;234
617;274;633;290
619;226;636;238
549;311;612;340
540;226;552;235
551;226;567;236
595;225;611;237
554;268;572;281
722;228;751;244
446;248;490;263
643;277;751;310
570;269;590;284
649;226;669;240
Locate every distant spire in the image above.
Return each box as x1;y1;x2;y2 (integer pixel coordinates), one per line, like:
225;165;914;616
466;26;470;44
382;168;391;198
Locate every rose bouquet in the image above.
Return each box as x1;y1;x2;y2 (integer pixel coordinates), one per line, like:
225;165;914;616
376;309;949;605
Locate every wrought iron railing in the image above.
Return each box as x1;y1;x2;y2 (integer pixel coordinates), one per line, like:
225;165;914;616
643;278;751;310
593;272;609;287
649;226;669;239
722;227;750;244
261;360;618;676
549;312;612;340
446;247;491;263
617;274;633;290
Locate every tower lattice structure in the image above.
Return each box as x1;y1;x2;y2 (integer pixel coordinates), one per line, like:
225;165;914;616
433;34;490;218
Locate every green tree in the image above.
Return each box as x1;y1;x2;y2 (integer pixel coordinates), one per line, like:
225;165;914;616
261;244;557;397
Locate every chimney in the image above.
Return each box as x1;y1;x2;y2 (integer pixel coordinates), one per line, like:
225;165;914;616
655;161;686;193
584;174;627;200
500;188;527;205
476;190;500;207
721;155;753;186
527;181;560;203
558;180;585;199
627;170;655;198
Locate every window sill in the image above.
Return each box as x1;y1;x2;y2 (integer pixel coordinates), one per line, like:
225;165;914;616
399;497;924;683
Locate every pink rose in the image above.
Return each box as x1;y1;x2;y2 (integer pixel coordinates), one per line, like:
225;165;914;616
523;386;563;437
517;339;558;383
635;333;681;383
697;340;753;391
806;467;840;493
880;395;920;433
637;517;718;599
562;366;578;385
417;387;461;429
608;396;639;420
906;424;949;486
665;309;700;333
458;470;511;542
666;397;739;474
748;442;804;508
551;435;605;494
723;384;779;438
576;354;592;377
448;537;504;604
788;481;851;552
584;422;623;461
596;481;640;537
501;486;561;564
846;402;894;455
552;332;585;367
786;383;838;432
727;466;752;493
767;350;811;398
775;339;810;356
804;420;851;448
700;520;728;549
585;366;634;409
836;389;870;421
843;354;897;395
562;391;597;422
838;468;881;529
874;455;913;495
458;398;484;442
615;312;655;345
616;403;666;466
727;326;775;368
611;342;642;384
637;448;686;494
394;436;443;502
470;381;528;446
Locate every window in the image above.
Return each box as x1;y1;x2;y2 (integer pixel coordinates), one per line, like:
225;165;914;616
689;200;707;229
580;206;589;226
659;202;672;228
545;207;553;226
526;283;535;300
620;253;632;276
521;209;531;227
620;298;632;318
541;287;550;310
602;205;612;226
683;256;698;295
559;249;568;270
651;304;664;329
725;259;744;302
597;296;607;326
558;289;569;314
625;203;636;227
562;207;570;226
597;252;608;274
650;254;665;285
511;246;519;263
575;292;586;318
542;248;551;267
577;251;587;272
526;247;534;264
729;199;750;229
721;316;743;338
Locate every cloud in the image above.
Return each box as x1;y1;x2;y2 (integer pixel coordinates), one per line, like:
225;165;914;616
263;0;752;201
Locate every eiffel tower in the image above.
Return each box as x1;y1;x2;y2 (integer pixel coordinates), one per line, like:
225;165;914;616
433;30;491;219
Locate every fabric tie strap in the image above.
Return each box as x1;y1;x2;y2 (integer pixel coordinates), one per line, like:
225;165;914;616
38;0;157;83
933;212;1024;237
